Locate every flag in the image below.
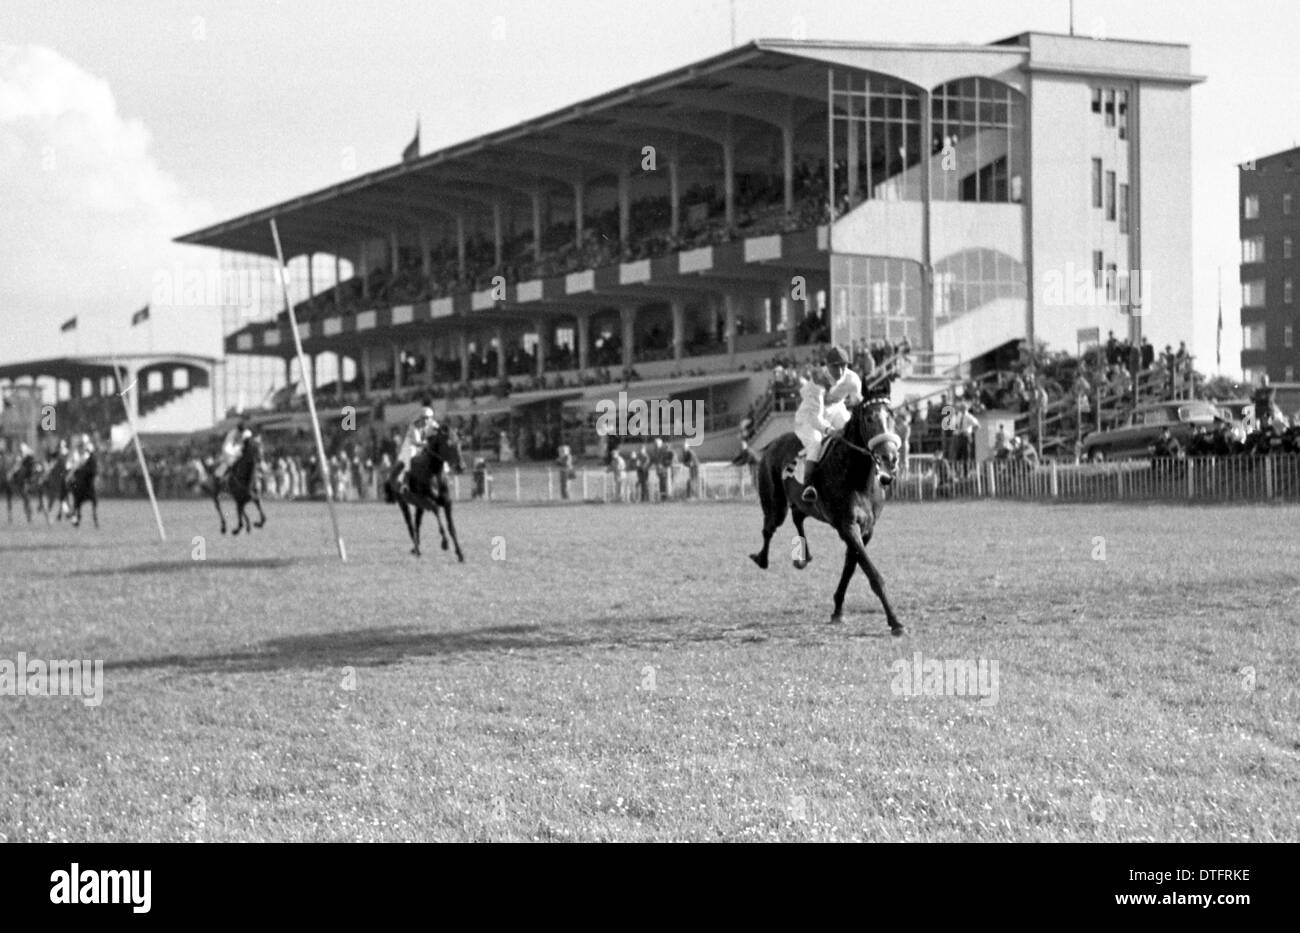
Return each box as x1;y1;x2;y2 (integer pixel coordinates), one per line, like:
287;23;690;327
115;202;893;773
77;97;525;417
131;304;150;327
1216;266;1223;369
60;316;77;332
401;119;420;162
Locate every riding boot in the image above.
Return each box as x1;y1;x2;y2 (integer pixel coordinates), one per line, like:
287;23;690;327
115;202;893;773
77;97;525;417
801;461;820;502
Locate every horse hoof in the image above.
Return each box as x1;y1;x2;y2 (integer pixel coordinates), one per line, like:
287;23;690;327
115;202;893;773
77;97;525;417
792;559;808;570
829;612;844;625
457;553;465;563
441;540;449;551
749;553;768;570
889;624;906;637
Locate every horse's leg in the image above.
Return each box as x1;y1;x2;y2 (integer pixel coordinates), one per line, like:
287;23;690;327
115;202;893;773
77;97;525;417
396;498;418;555
429;505;449;550
253;494;266;528
837;522;903;635
441;500;464;562
749;462;788;570
791;511;811;569
213;488;227;535
414;507;424;557
830;544;858;623
90;492;98;529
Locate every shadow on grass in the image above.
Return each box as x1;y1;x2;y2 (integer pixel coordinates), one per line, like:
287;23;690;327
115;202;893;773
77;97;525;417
102;615;819;675
63;558;300;576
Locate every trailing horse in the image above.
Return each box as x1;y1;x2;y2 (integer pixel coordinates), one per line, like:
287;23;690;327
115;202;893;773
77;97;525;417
66;452;99;529
37;455;69;524
199;435;266;535
386;427;464;560
750;398;905;635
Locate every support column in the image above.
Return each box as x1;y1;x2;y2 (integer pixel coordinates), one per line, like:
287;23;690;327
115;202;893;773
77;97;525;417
419;226;431;280
535;318;550;376
723;116;735;229
456;213;466;277
360;347;371;394
285;357;293;390
618;170;631;246
531;190;543;261
620;306;637;371
669;157;680;236
308;354;317;391
424;336;436;386
671;298;685;364
782;104;795;213
493;202;503;268
359;241;370;299
389;231;400;273
576;312;591;372
334;250;343;308
306;253;314;299
495;327;507;379
573;178;585;244
724;294;737;360
392;343;402;391
458;331;470;383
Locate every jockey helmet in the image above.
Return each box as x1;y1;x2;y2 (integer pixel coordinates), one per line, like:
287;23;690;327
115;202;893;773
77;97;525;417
419;407;435;423
825;345;849;367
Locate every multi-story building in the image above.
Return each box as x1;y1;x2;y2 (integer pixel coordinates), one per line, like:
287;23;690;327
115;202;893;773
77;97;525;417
1239;145;1300;383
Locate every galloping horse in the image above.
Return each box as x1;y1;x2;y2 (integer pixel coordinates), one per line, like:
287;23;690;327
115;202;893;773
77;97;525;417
386;426;464;560
200;435;266;535
3;450;40;524
750;398;904;634
37;453;69;524
66;450;98;528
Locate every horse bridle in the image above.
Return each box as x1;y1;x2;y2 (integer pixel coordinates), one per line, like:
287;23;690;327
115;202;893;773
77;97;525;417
830;399;893;474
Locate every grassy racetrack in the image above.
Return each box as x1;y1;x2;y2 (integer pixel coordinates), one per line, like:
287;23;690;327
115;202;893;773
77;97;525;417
1;495;1296;842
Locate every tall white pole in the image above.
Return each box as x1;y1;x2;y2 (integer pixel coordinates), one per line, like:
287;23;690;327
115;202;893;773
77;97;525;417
271;218;347;562
110;352;166;542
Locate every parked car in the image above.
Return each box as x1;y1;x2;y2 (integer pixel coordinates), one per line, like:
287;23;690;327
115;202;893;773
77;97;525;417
1082;400;1224;461
1211;399;1252;443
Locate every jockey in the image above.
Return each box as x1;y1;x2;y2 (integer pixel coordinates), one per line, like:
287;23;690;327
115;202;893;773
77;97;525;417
67;434;93;472
792;365;832;496
215;418;251;480
396;407;439;495
799;345;865;503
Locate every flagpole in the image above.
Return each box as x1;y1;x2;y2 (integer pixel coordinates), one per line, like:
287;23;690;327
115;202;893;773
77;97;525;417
1216;265;1223;372
271;218;347;562
109;341;167;543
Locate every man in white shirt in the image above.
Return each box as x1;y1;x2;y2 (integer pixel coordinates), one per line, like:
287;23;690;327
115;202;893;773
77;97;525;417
214;419;251;480
955;402;980;475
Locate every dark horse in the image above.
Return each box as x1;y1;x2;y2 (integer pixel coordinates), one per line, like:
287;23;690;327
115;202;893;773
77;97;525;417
386;427;464;560
37;453;68;524
66;452;98;528
200;435;266;535
2;451;38;523
750;398;904;635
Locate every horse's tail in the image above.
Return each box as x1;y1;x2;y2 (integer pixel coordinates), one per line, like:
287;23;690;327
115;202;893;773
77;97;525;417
756;441;788;521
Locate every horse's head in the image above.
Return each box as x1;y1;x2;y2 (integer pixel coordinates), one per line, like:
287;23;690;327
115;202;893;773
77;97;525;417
848;398;902;486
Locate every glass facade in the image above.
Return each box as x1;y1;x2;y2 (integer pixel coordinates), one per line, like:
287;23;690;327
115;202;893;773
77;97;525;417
931;77;1026;203
831;71;924;204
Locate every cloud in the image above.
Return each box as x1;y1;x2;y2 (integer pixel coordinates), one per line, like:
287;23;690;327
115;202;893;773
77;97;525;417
0;43;220;361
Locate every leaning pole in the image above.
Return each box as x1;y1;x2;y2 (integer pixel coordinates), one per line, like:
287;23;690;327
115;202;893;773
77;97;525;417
270;218;347;562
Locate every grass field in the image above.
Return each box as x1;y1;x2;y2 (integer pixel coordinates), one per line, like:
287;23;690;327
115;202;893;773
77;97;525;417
1;495;1296;842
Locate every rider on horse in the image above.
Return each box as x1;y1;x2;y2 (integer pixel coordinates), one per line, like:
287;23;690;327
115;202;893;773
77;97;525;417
215;418;251;480
395;407;440;497
797;345;866;502
67;433;94;472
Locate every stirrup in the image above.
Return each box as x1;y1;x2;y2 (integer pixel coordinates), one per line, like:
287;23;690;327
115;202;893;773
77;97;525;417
801;485;818;502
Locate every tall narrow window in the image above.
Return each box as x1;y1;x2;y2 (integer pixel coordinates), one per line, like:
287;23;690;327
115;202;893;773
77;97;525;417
1119;183;1130;233
1288;366;1295;382
1243;280;1266;306
1092;158;1103;208
1286;278;1294;304
1286;325;1294;348
1105;171;1116;221
1104;90;1116;127
1285;193;1294;215
1285;236;1294;259
1093;250;1104;289
1242;236;1265;263
1105;263;1118;301
1244;194;1260;219
1091;87;1102;114
1117;90;1129;139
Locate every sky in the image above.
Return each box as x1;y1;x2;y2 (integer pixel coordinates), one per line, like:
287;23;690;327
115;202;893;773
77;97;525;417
2;0;1298;376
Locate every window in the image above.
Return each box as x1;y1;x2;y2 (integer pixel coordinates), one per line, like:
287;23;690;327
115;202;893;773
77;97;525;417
1286;236;1294;259
1286;325;1294;348
1091;158;1102;208
1104;89;1116;127
1243;323;1266;350
1117;90;1129;139
1242;236;1265;263
1105;171;1116;221
1286;193;1294;215
1091;87;1102;114
1105;263;1118;301
1243;280;1266;306
1288;366;1296;382
1244;194;1259;219
1119;183;1130;233
1093;250;1104;289
1287;278;1294;304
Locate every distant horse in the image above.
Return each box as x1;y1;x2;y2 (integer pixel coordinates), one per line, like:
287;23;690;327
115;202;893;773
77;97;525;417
386;427;464;560
4;451;40;524
200;435;266;535
66;451;99;528
37;455;68;524
750;398;904;634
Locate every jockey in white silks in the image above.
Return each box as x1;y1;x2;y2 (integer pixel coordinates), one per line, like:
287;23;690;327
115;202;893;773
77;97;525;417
395;407;440;494
215;420;251;480
66;434;93;472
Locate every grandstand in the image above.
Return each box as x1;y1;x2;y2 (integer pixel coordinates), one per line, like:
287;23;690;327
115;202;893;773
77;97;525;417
0;354;218;450
177;32;1201;461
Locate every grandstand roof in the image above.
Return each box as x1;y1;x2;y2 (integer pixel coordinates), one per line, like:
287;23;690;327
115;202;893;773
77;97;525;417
175;37;1056;261
0;354;218;383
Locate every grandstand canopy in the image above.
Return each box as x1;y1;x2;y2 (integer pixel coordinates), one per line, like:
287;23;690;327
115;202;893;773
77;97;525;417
0;354;218;384
174;37;1040;259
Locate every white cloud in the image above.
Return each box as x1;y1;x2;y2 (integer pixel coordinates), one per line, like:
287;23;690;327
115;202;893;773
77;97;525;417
0;43;222;362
